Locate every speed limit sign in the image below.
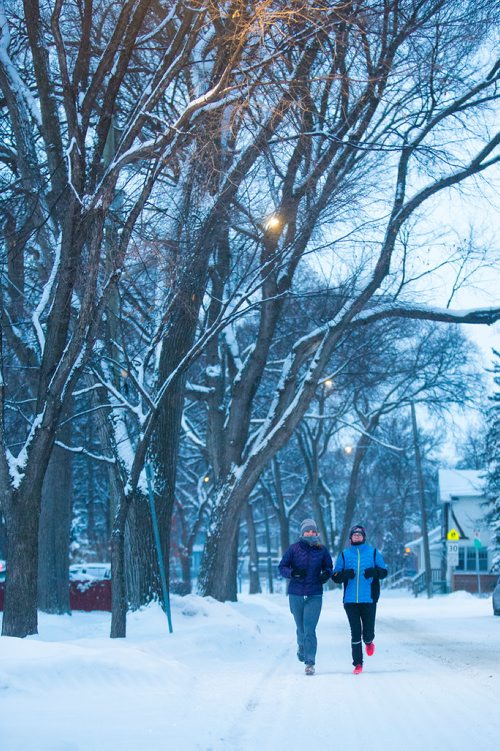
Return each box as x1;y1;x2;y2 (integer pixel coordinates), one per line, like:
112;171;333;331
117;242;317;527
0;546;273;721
447;542;459;567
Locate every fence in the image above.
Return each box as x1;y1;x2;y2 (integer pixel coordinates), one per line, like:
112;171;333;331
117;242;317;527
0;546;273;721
0;579;112;612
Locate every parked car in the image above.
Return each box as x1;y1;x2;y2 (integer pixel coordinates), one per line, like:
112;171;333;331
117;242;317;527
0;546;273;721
0;562;112;613
69;563;111;611
493;576;500;616
69;563;111;581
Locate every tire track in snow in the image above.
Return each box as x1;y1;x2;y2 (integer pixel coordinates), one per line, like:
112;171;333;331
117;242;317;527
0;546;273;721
216;645;293;749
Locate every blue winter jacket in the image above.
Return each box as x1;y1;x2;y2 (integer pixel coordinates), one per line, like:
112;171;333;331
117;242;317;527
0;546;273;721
279;540;333;596
333;543;388;603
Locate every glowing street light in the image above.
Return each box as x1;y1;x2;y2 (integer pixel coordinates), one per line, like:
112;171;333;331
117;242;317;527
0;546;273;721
344;445;353;455
324;379;333;389
264;214;282;232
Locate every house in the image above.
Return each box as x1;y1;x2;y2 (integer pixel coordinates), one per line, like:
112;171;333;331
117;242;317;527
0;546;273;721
439;468;496;594
403;469;496;595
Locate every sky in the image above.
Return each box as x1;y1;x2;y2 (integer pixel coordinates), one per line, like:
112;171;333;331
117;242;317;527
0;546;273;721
417;178;500;371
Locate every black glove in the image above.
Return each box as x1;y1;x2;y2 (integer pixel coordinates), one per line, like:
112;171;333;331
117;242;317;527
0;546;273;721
291;567;307;580
319;570;331;584
364;566;388;580
332;568;355;584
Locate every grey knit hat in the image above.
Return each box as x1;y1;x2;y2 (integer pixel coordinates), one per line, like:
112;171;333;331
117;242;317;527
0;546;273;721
300;518;318;535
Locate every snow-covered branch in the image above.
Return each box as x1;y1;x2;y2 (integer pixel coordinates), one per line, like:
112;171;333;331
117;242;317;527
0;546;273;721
54;441;115;464
353;304;500;327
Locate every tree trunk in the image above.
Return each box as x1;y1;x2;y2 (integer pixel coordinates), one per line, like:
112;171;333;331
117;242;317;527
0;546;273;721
2;485;41;636
246;502;261;594
179;550;192;591
338;417;380;551
198;482;243;601
278;513;290;556
37;441;72;613
110;499;128;638
86;452;97;551
297;428;330;546
125;492;157;609
151;210;218;603
176;508;193;592
151;379;186;598
337;444;368;552
0;509;6;559
411;402;433;599
310;478;329;548
270;460;290;555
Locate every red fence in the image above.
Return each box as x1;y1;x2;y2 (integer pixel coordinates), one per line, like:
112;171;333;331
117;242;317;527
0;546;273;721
452;573;497;594
69;579;112;611
0;579;112;612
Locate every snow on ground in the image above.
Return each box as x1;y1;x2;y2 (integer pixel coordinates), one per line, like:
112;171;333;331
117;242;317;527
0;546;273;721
0;589;499;751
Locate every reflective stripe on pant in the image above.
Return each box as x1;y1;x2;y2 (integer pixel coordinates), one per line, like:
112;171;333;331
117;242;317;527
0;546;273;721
289;594;323;666
344;602;377;666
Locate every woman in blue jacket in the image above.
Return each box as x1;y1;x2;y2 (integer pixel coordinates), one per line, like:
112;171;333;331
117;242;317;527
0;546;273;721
332;524;388;674
278;518;333;675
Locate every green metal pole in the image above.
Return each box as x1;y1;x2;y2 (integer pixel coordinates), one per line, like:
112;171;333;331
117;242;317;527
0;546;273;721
145;462;173;633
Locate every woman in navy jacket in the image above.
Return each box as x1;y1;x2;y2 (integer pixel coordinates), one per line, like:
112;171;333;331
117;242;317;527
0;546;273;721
332;524;388;674
278;518;333;675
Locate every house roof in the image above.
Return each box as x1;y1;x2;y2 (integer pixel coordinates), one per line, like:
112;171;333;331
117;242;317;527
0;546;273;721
405;525;442;550
438;469;485;503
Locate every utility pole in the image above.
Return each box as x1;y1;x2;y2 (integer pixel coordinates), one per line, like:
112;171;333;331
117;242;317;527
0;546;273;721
411;403;433;599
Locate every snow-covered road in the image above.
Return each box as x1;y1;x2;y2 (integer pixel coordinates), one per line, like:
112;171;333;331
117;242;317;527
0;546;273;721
0;590;498;750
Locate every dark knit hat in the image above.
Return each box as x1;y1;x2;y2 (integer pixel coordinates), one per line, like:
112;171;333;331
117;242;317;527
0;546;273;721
300;518;318;536
349;524;366;542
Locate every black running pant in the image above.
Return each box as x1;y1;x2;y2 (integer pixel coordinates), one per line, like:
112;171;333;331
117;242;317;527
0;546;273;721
344;602;376;666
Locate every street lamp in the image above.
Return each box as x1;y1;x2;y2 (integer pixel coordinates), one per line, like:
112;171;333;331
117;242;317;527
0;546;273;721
344;445;353;455
263;214;282;232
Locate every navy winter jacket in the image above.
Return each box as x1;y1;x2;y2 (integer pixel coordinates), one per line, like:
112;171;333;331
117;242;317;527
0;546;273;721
333;543;387;603
278;540;333;596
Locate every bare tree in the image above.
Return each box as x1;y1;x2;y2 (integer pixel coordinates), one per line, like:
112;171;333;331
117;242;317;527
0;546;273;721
0;0;280;636
196;0;500;600
335;321;482;547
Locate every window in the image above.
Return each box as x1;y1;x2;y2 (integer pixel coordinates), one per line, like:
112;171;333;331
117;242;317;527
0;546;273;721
456;547;488;572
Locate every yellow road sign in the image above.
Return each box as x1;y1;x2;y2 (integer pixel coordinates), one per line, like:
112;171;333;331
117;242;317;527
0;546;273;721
447;528;460;541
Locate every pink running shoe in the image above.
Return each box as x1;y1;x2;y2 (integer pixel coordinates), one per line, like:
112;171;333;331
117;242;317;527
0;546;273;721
366;642;375;657
353;664;363;675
